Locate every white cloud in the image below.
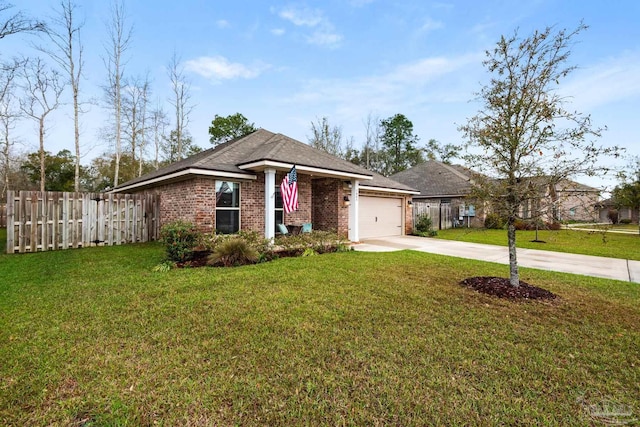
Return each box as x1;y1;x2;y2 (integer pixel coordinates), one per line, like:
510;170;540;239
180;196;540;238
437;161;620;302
279;6;324;27
287;53;482;118
562;51;640;111
271;28;285;36
419;17;444;33
307;31;343;48
216;19;230;29
184;56;270;81
276;6;342;48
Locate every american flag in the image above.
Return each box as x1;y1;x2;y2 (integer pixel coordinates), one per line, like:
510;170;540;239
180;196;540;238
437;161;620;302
280;165;299;213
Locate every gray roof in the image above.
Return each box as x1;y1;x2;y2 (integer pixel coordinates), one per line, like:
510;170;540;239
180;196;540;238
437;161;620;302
390;160;474;198
115;129;416;193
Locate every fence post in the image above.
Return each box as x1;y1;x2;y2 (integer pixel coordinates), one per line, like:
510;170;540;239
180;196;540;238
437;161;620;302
6;190;14;254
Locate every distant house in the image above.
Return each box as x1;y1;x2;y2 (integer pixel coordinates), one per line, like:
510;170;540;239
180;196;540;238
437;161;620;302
522;178;600;223
390;160;484;228
391;160;600;228
595;198;638;223
113;129;418;241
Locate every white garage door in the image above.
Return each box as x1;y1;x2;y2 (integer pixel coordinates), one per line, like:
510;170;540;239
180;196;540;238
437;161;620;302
358;196;403;239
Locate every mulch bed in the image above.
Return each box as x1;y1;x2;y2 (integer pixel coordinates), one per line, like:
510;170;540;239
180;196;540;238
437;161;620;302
460;276;557;301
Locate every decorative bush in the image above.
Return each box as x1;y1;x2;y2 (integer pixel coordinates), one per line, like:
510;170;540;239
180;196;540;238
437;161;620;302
484;213;505;229
274;230;349;255
208;238;259;267
545;221;562;230
414;214;433;233
202;230;274;263
160;220;201;263
619;218;632;224
412;214;437;237
607;209;619;224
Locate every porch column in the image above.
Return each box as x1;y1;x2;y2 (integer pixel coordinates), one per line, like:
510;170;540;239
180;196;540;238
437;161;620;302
348;180;359;242
264;168;276;240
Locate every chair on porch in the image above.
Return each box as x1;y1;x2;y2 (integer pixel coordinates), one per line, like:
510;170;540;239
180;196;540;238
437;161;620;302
277;223;289;235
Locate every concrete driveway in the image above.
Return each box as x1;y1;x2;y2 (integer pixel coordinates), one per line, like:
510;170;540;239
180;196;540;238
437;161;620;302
354;235;640;283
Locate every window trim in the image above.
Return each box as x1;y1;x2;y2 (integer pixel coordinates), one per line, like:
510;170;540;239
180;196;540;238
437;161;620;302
215;180;241;234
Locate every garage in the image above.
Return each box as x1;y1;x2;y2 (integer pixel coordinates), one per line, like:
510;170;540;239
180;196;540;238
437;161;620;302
358;196;403;239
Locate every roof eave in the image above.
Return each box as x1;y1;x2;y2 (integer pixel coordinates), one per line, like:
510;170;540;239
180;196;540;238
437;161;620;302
238;160;373;181
359;185;420;195
111;168;257;193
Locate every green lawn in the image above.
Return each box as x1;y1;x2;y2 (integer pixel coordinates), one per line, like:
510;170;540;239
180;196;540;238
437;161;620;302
0;228;6;254
435;227;640;260
1;243;638;425
569;223;640;233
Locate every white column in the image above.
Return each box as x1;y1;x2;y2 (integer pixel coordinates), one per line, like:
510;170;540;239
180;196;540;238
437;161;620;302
264;168;276;240
348;180;359;242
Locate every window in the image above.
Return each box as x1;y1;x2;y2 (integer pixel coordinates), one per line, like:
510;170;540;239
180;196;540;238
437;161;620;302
275;185;284;232
215;181;240;233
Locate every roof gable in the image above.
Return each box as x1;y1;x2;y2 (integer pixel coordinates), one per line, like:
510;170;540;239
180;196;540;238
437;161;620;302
114;129;416;193
390;160;474;197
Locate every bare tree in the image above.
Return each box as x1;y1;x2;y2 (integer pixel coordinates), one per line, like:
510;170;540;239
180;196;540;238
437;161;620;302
19;58;64;192
0;59;22;199
363;112;381;170
39;0;85;191
308;116;344;157
103;0;131;187
121;75;150;179
149;101;168;170
459;24;621;287
0;1;44;39
167;52;193;161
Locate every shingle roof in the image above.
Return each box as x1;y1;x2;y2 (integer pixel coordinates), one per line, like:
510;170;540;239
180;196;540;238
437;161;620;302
115;129;416;193
389;160;474;197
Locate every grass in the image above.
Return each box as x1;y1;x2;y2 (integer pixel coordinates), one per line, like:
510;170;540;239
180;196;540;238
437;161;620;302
0;228;5;254
1;243;639;425
435;227;640;260
569;223;639;233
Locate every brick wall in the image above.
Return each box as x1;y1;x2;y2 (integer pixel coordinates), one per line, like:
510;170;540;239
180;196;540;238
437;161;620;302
281;172;312;226
240;175;265;234
312;178;349;237
150;177;216;233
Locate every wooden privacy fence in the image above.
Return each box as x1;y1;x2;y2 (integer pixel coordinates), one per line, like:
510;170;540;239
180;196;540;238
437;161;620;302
413;201;453;230
6;190;160;254
0;203;6;228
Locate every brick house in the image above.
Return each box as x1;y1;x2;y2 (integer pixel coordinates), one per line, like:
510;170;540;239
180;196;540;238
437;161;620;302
390;160;486;228
113;129;418;241
391;160;600;227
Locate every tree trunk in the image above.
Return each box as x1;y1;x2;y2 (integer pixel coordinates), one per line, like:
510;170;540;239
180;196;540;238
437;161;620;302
507;221;519;287
39;117;45;192
73;85;80;191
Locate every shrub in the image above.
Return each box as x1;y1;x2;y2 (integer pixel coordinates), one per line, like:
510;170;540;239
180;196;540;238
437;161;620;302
413;214;438;237
274;230;349;255
160;220;201;262
620;218;632;224
512;219;524;230
208;238;259;267
201;230;274;261
484;213;504;229
607;209;619;224
414;214;433;233
545;221;562;230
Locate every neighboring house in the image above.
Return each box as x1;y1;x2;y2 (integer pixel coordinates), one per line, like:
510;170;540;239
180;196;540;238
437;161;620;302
113;129;418;241
390;160;484;228
391;160;600;227
595;198;638;223
521;178;600;223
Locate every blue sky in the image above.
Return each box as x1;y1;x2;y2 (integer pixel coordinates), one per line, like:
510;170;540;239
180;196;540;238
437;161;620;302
5;0;640;190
